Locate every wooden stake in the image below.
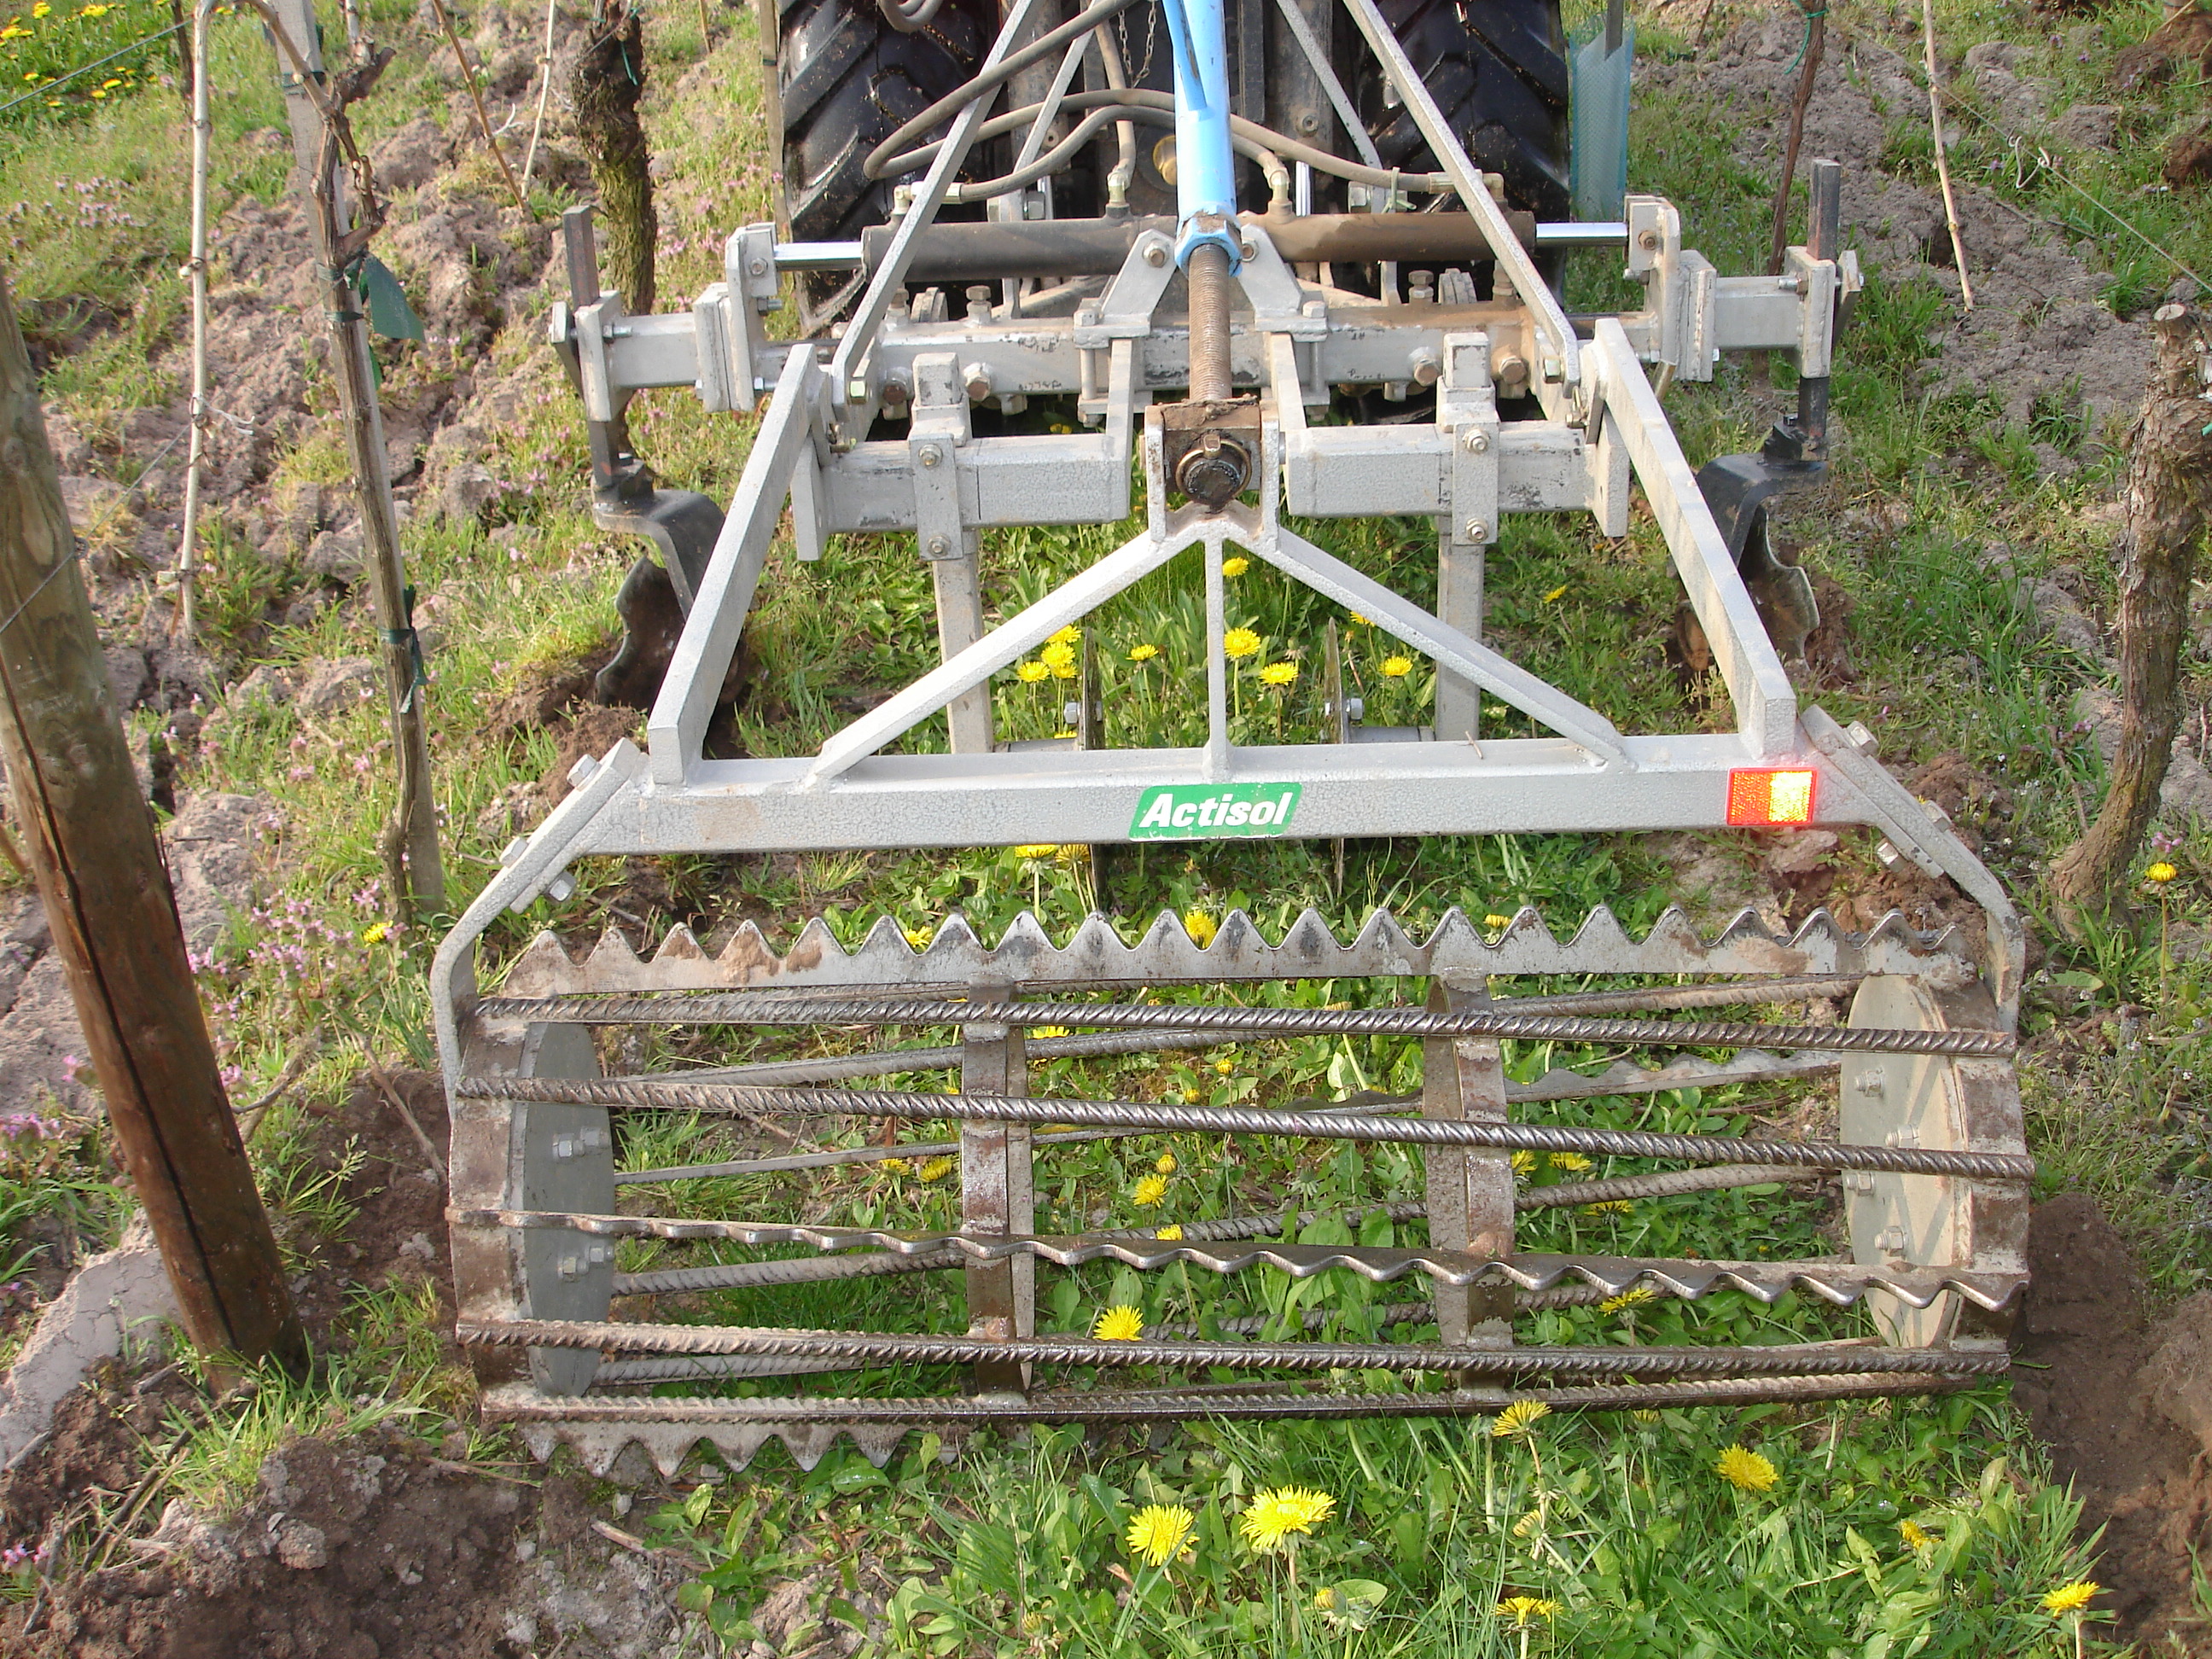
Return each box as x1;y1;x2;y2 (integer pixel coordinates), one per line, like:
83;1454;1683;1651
1767;0;1825;276
259;0;447;923
423;0;535;218
173;0;212;642
0;274;305;1371
1919;0;1975;311
521;0;557;188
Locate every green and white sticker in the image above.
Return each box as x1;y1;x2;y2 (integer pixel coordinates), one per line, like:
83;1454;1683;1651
1130;783;1303;841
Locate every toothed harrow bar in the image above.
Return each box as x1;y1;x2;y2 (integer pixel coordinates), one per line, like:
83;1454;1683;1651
437;903;2029;1476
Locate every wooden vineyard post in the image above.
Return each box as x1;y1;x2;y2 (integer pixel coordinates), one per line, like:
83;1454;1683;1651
261;0;447;923
0;274;305;1369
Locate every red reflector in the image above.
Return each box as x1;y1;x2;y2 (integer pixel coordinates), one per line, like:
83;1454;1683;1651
1727;768;1817;827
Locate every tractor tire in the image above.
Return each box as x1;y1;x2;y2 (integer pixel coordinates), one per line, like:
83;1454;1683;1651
778;0;995;317
1354;0;1571;223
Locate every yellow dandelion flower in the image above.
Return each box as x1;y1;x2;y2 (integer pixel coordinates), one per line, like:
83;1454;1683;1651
1581;1199;1634;1215
1900;1519;1931;1549
1132;1173;1169;1207
79;2;109;12
1496;1597;1560;1627
2041;1581;2098;1615
1542;585;1568;603
1380;655;1414;678
32;3;49;15
1214;1057;1232;1074
1715;1445;1778;1493
1631;1408;1662;1423
1125;1503;1193;1567
1181;1087;1202;1103
1222;556;1250;577
1599;1287;1656;1315
1093;1305;1144;1341
1016;659;1049;683
1155;1224;1184;1240
1032;1025;1070;1039
1511;1150;1536;1175
1258;661;1298;686
1548;1151;1592;1173
1314;1586;1336;1610
359;920;390;945
1128;643;1160;662
88;85;106;96
879;1157;909;1173
1223;627;1262;660
903;926;932;950
1485;913;1513;930
1492;1400;1551;1439
1155;1152;1177;1174
1348;613;1369;626
1013;843;1058;859
1049;624;1083;645
2147;862;2178;883
1238;1487;1336;1551
1040;639;1077;673
917;1155;955;1183
1184;910;1218;947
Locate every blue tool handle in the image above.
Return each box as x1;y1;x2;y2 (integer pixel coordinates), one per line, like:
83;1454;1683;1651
1158;0;1241;271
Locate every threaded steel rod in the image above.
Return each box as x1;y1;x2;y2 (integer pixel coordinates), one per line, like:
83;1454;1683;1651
474;991;2012;1058
458;1074;2034;1179
1185;242;1234;401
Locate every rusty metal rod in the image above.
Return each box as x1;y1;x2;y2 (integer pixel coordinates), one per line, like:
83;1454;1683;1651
458;1075;2034;1179
463;1316;2010;1379
474;990;2013;1058
1185;242;1235;404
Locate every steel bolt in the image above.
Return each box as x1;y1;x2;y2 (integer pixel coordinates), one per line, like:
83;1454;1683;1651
1297;112;1319;135
963;363;995;401
1463;519;1488;543
1409;348;1440;387
925;533;952;556
1637;230;1660;252
1144;243;1167;267
917;444;943;467
1463;429;1490;454
748;256;769;276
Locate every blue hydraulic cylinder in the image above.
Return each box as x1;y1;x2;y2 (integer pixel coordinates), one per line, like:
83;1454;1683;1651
1158;0;1242;271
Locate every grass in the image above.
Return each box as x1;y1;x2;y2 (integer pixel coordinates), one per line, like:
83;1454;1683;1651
0;0;2204;1647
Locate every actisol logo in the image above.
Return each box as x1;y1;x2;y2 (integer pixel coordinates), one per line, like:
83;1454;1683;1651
1129;783;1303;841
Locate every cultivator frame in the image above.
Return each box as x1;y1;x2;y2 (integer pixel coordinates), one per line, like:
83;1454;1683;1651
436;0;2031;1470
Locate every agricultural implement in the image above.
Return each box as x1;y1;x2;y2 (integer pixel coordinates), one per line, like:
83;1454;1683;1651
434;0;2030;1473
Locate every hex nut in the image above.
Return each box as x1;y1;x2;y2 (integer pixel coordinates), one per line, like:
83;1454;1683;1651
917;445;943;467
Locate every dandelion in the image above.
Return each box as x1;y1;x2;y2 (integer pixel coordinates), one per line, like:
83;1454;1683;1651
1155;1152;1177;1174
1049;624;1083;645
1181;1087;1202;1103
1155;1224;1184;1240
359;920;389;945
79;4;111;15
1380;655;1413;678
1548;1151;1592;1173
1715;1445;1778;1493
1314;1586;1336;1610
1016;659;1049;683
1485;913;1513;929
32;3;48;15
1032;1025;1070;1039
1126;1504;1194;1567
1542;585;1568;603
879;1157;909;1173
1900;1518;1932;1549
1599;1287;1656;1315
1631;1409;1662;1423
1511;1150;1536;1175
2041;1581;2098;1615
1581;1199;1634;1214
1238;1487;1336;1551
1223;628;1262;660
904;926;932;950
1040;640;1078;678
1492;1400;1550;1438
1222;556;1250;577
1093;1305;1144;1341
1496;1597;1559;1627
1214;1057;1232;1074
1013;843;1058;859
1258;661;1298;686
1132;1173;1169;1206
1128;643;1160;662
917;1155;955;1183
2147;862;2178;883
1348;613;1369;626
1184;910;1218;947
